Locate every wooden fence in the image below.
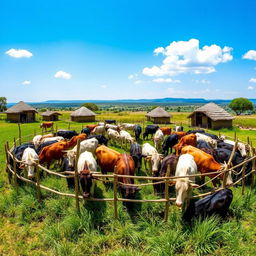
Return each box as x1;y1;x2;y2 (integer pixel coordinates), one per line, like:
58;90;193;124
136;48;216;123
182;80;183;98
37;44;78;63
4;126;256;221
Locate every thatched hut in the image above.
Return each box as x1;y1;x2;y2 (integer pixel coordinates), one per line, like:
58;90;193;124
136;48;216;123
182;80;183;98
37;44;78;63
146;107;171;124
5;101;37;123
41;110;62;121
188;102;234;129
71;107;96;122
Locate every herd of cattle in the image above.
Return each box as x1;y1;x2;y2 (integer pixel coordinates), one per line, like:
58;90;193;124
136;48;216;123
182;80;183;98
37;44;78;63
8;121;251;216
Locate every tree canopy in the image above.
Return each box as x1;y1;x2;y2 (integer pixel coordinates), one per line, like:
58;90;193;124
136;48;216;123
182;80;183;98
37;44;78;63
81;102;99;111
228;97;254;115
0;97;7;112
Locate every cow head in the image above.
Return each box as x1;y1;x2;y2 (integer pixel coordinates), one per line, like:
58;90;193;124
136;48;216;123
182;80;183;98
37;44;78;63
66;150;76;167
238;143;247;158
120;184;140;199
79;168;93;198
150;152;163;173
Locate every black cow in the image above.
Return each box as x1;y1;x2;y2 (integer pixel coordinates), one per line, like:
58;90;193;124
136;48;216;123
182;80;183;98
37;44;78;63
36;140;58;154
134;124;142;142
87;135;108;145
143;125;159;140
197;139;211;149
63;157;75;188
56;130;78;140
162;134;178;155
183;188;233;223
154;154;178;194
217;141;234;151
130;143;142;173
204;132;220;140
105;119;116;124
187;129;205;134
81;128;91;136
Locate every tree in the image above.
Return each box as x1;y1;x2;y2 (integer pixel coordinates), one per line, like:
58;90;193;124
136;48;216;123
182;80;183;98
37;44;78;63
81;102;99;111
229;97;254;115
0;97;7;112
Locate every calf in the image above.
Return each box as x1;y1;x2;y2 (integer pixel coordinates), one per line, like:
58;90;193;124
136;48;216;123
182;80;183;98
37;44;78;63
183;188;233;223
56;130;78;140
153;129;164;152
143;125;159;140
134;124;142;142
20;148;39;179
130;143;142;173
88;135;108;145
175;154;198;208
162;134;178;155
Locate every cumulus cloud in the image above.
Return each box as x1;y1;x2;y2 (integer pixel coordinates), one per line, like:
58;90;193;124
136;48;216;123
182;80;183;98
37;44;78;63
5;48;33;58
128;73;138;79
22;80;31;85
143;39;233;76
243;50;256;61
193;79;210;84
249;78;256;83
248;86;254;90
100;84;107;88
152;78;181;83
54;70;72;79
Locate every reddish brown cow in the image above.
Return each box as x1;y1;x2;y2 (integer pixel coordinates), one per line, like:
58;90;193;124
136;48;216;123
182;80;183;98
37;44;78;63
172;131;187;140
160;127;172;136
86;124;98;131
40;122;54;129
181;146;233;186
174;134;197;156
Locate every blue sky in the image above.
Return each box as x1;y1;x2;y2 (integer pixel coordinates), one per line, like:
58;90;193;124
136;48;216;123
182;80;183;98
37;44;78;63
1;0;256;102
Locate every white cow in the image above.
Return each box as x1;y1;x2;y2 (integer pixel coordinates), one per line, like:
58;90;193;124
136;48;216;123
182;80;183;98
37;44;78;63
91;125;105;135
78;151;97;173
20;147;39;179
175;126;183;132
153;129;164;152
224;139;247;157
32;134;54;148
105;124;120;131
142;143;162;173
40;136;64;144
175;154;198;208
196;133;217;149
122;123;136;131
66;138;98;167
107;128;120;144
120;130;134;148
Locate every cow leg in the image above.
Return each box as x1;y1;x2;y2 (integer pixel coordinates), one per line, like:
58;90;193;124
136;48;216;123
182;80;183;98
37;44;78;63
144;158;147;171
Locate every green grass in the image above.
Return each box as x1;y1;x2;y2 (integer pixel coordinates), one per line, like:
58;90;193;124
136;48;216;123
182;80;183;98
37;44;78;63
1;111;256;255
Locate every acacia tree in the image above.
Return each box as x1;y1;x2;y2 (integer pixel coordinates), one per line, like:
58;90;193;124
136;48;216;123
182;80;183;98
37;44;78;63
229;97;254;115
81;102;99;111
0;97;7;112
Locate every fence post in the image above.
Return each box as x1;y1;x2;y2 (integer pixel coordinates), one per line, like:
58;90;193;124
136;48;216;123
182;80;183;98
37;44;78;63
56;123;58;133
18;123;21;145
247;136;250;145
74;139;81;213
241;163;247;195
12;153;18;187
234;131;237;141
35;165;41;201
251;148;256;190
113;167;118;219
4;143;12;184
164;164;171;222
13;137;16;148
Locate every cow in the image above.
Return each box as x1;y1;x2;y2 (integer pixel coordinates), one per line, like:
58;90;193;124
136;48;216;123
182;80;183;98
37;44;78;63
86;124;98;132
196;133;217;149
134;124;142;142
32;134;54;149
40;136;64;144
87;135;108;146
153;129;164;152
20;147;39;179
153;154;178;195
36;140;58;154
98;122;105;126
197;139;211;149
96;145;120;174
91;125;105;135
172;131;187;140
56;130;78;140
187;129;205;134
12;143;35;161
40;122;54;131
122;123;136;131
130;143;142;173
204;132;220;141
65;138;99;168
106;128;120;145
183;188;233;223
68;133;87;147
105;119;116;124
143;125;159;140
105;124;120;131
142;143;162;174
120;130;134;148
174;134;197;156
81;128;91;136
181;145;233;187
223;140;247;157
175;154;198;208
162;134;179;155
160;127;172;136
174;126;184;132
199;147;218;162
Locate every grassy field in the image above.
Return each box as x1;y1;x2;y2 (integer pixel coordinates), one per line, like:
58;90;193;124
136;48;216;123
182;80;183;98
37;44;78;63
1;111;256;255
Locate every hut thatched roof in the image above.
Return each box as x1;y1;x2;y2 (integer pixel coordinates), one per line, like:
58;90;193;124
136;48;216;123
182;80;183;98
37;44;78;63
188;102;234;121
146;107;171;118
41;110;62;116
71;107;96;117
5;101;37;114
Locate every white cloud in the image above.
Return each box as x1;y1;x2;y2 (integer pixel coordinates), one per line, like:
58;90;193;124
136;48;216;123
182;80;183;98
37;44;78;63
128;73;138;80
5;48;33;58
22;80;31;85
243;50;256;61
193;79;210;84
249;78;256;83
54;70;72;79
248;86;254;90
134;80;142;84
143;39;233;76
152;78;181;83
100;84;107;88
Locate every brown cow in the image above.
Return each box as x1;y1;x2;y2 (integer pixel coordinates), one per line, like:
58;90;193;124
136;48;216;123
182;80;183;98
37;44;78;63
181;145;233;187
86;124;98;131
40;122;54;130
174;134;197;156
160;127;172;136
172;131;187;140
